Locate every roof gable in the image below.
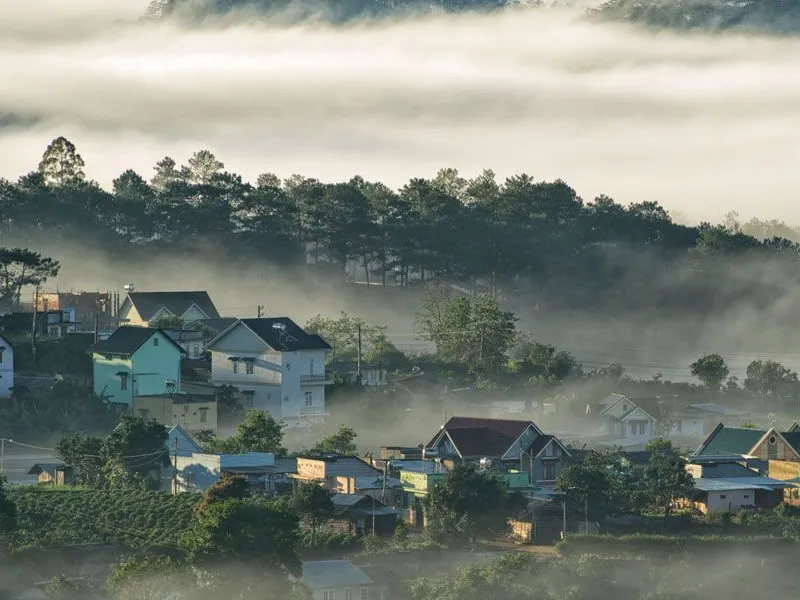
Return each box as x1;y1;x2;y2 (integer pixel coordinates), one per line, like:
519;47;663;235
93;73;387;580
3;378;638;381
695;425;766;456
427;416;544;458
527;435;572;458
210;318;332;352
127;291;220;321
621;406;657;422
90;327;185;356
168;425;203;457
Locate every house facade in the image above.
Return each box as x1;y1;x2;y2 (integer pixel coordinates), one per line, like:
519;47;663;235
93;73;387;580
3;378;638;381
118;291;220;327
207;318;332;426
133;393;218;433
0;334;13;398
300;560;389;600
597;395;658;448
90;327;183;405
424;416;570;487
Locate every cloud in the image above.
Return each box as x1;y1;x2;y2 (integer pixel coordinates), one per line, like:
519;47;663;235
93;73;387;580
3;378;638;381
2;4;800;222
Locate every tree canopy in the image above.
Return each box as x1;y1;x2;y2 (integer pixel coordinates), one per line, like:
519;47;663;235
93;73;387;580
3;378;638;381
0;247;60;310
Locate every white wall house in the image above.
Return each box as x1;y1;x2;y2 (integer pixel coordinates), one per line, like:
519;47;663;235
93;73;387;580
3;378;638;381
0;334;13;398
207;318;332;427
600;396;658;448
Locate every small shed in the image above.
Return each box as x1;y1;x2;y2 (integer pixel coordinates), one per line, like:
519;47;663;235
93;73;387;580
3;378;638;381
27;463;74;486
329;494;400;536
509;498;564;545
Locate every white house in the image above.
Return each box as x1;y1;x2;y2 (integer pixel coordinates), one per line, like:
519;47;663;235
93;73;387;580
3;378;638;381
599;395;659;448
118;290;220;327
0;334;13;398
669;403;750;438
300;560;389;600
207;318;332;427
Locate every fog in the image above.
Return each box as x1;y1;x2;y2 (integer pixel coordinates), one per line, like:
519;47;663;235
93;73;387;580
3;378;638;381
2;2;800;222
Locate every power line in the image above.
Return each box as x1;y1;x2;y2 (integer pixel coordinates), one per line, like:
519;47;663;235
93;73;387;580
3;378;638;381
1;439;168;460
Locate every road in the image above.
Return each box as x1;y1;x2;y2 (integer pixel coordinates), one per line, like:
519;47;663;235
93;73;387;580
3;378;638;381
1;441;59;485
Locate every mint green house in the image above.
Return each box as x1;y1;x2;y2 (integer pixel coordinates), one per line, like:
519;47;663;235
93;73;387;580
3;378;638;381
400;468;532;508
91;327;184;406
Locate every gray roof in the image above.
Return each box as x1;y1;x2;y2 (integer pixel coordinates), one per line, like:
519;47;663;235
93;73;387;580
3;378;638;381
27;462;68;476
301;561;374;589
693;476;791;492
127;291;220;321
196;317;237;334
90;326;185;356
239;318;332;352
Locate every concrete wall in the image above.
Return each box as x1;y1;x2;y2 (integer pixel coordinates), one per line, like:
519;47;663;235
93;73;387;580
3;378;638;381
702;489;755;513
133;395;218;432
0;337;13;398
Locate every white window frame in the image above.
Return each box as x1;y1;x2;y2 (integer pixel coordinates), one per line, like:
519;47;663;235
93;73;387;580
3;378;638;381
345;589;354;600
360;587;368;600
304;391;313;407
246;360;255;375
232;360;239;374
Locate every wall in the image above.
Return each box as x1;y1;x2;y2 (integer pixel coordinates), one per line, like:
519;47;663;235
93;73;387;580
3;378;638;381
703;489;755;513
752;434;800;461
131;332;182;397
133;396;218;432
0;337;13;398
93;354;134;404
181;305;209;322
175;453;223;493
119;300;146;327
504;425;538;461
768;459;800;505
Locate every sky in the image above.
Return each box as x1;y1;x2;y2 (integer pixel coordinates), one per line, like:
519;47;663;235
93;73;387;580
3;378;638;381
2;1;800;223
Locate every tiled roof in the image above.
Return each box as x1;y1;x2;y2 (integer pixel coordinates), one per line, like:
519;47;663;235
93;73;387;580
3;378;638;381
527;435;554;457
427;416;539;457
301;560;374;589
90;326;183;355
128;291;220;321
695;426;766;456
237;318;332;352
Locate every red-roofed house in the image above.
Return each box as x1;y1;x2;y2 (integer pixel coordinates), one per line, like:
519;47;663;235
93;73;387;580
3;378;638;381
425;416;570;487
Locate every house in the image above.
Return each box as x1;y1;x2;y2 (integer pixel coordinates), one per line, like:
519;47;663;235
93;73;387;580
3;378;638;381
332;361;388;387
329;494;400;536
89;326;184;405
0;311;76;338
118;290;220;327
174;451;277;493
0;333;13;398
164;318;237;360
694;423;800;505
27;463;74;485
509;497;564;545
300;560;390;600
132;382;219;432
424;416;571;487
595;395;660;448
684;455;790;513
36;291;115;331
292;456;386;491
668;403;750;438
206;318;332;426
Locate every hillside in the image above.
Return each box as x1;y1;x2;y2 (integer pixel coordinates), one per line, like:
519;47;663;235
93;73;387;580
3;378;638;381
590;0;800;33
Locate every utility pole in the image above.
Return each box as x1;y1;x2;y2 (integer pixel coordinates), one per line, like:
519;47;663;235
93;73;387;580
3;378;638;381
562;498;566;539
0;437;8;475
31;285;40;355
584;497;589;534
171;437;179;495
257;305;264;319
356;323;362;384
371;493;376;536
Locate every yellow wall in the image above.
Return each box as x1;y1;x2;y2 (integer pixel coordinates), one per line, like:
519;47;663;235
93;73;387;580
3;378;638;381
752;434;800;461
133;396;218;432
119;302;147;327
769;459;800;505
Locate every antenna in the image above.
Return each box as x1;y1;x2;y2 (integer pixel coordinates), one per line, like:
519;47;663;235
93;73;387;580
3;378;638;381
123;283;135;293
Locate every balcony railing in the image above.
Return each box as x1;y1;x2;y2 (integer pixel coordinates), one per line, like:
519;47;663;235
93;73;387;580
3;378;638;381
300;373;332;383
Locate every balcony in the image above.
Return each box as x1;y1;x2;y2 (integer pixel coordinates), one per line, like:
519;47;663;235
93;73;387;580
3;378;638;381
300;373;333;385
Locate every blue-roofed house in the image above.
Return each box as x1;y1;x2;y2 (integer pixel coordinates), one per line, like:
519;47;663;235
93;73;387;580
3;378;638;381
300;560;389;600
172;450;297;495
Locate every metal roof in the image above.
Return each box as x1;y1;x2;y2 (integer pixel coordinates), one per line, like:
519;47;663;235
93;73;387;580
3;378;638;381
126;291;220;321
693;476;791;492
301;560;374;589
90;326;184;355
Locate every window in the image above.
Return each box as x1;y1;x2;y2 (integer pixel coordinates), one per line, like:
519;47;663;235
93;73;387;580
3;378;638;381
120;373;128;391
199;408;208;423
245;360;255;375
153;337;159;347
283;395;290;402
323;591;335;600
0;347;4;363
720;494;727;499
242;391;255;409
305;391;313;407
743;494;750;499
544;462;556;481
360;588;368;600
629;422;636;436
345;589;354;600
286;363;292;372
233;360;239;374
309;358;315;375
639;422;646;435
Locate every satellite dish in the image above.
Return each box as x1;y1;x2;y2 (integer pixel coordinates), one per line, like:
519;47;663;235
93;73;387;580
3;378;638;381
411;366;421;375
272;323;287;331
123;283;136;293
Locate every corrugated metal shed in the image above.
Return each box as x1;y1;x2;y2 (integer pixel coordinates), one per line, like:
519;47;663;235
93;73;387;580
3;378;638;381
301;561;374;589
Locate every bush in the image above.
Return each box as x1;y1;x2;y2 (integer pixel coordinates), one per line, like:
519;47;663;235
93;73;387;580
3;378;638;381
8;487;200;549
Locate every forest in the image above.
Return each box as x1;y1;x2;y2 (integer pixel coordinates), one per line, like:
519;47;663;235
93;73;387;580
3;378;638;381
4;137;800;327
146;0;800;33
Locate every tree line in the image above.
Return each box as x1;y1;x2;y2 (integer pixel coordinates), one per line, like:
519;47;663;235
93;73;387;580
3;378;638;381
5;137;800;319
